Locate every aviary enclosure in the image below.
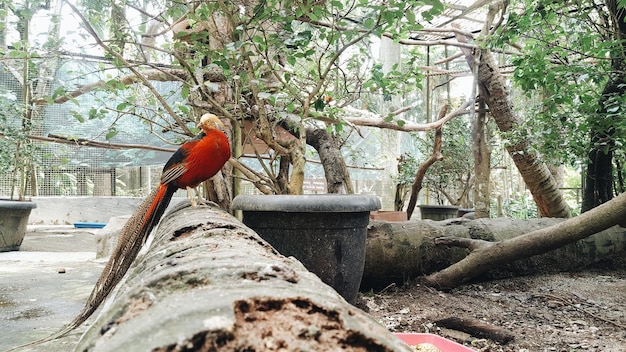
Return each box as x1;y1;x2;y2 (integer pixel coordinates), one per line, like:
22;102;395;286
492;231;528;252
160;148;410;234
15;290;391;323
0;0;590;220
2;0;626;351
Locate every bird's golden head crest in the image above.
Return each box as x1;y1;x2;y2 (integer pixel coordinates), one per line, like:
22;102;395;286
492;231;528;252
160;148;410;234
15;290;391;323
198;113;226;132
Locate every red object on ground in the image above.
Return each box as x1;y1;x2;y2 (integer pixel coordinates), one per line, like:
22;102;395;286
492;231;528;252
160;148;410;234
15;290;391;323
394;333;476;351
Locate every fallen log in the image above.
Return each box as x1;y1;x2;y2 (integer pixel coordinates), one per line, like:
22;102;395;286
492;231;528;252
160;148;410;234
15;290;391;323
363;215;626;290
424;192;626;289
75;202;412;351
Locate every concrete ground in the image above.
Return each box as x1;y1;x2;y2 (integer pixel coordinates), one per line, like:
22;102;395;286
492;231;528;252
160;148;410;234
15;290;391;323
0;226;105;351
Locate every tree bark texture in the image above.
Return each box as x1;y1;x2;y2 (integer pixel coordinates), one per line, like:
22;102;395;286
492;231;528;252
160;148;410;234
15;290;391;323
454;31;571;218
472;99;490;218
279;114;352;194
423;191;626;289
76;202;412;352
362;212;626;291
303;124;352;194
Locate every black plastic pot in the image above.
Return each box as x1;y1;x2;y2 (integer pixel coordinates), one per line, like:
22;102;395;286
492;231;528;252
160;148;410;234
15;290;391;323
417;204;459;220
231;194;380;303
0;199;37;251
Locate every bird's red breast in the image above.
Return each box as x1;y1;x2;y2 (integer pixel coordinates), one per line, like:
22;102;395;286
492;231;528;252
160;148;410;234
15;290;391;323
171;129;231;189
160;114;231;189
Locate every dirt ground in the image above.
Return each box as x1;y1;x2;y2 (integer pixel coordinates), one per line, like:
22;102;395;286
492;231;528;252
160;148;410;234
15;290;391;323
357;270;626;352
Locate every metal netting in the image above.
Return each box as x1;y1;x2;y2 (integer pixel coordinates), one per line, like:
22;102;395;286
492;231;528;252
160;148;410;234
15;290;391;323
0;55;391;202
0;56;183;198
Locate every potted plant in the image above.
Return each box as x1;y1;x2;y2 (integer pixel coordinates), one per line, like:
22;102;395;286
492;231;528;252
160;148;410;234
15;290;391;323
0;71;38;251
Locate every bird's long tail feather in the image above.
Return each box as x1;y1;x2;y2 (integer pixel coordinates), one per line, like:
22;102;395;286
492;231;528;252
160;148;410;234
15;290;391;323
8;183;176;350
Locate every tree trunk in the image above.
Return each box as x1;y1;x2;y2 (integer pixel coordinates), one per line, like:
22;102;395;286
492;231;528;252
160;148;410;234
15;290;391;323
423;191;626;289
75;202;411;352
454;31;571;218
472;100;490;218
583;0;626;211
305;127;352;194
362;212;626;291
582;139;614;212
278;117;352;194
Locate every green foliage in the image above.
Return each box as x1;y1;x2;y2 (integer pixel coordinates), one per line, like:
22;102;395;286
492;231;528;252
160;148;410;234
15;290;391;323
0;87;39;199
505;0;625;169
405;115;474;205
170;0;442;125
5;0;455;196
397;152;419;187
495;193;538;219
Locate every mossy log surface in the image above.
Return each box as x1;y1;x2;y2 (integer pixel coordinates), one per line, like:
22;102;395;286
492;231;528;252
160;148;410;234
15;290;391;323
76;202;411;352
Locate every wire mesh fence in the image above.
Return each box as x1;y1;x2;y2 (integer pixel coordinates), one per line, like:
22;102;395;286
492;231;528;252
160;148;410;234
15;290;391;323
0;55;392;204
0;56;180;198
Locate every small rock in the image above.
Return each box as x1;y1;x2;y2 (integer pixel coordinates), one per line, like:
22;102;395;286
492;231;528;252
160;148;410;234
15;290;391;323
398;307;410;314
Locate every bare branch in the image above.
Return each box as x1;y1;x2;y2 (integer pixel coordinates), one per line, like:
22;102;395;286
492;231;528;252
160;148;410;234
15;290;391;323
320;100;472;132
62;0;193;135
34;69;192;105
0;132;176;153
405;105;448;220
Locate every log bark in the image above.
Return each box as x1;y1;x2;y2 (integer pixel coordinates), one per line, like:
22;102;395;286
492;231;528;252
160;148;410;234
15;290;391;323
362;212;626;290
75;202;411;352
423;192;626;289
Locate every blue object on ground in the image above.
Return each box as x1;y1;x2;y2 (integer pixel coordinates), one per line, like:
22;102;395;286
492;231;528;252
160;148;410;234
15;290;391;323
73;222;107;229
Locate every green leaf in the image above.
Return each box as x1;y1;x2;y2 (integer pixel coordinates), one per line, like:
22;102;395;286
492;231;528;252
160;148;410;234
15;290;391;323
105;128;118;140
330;0;344;10
421;10;434;22
181;85;190;99
252;35;265;44
406;11;416;26
71;111;84;123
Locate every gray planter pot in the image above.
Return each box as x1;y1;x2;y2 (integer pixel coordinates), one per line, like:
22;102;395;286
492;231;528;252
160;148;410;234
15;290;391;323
0;199;37;251
417;204;459;220
232;194;380;303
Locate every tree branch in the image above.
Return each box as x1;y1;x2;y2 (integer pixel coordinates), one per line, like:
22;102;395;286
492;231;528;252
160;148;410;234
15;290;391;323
317;100;472;133
63;0;193;135
424;192;626;289
405;105;449;220
33;68;225;105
